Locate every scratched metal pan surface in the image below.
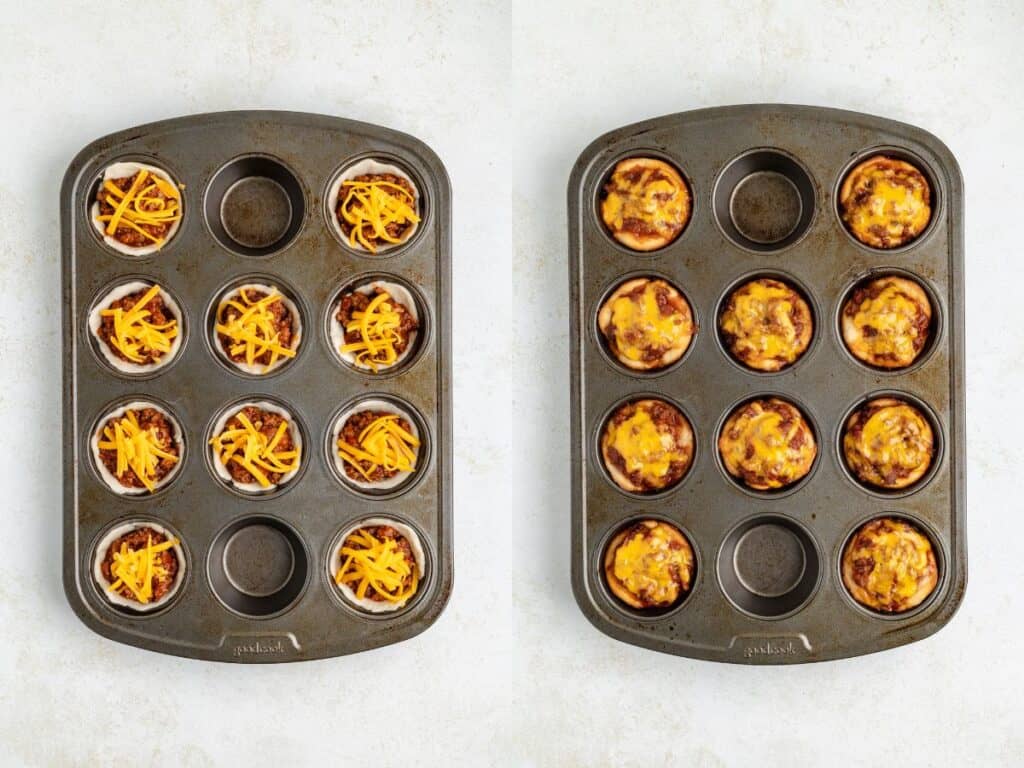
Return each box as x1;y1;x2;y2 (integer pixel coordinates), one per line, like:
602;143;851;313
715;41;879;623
62;110;452;662
568;105;965;663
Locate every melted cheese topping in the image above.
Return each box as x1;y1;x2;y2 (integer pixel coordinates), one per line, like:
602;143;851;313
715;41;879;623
335;528;419;603
339;291;405;372
96;410;179;492
849;282;927;363
606;281;692;364
339;180;420;252
612;525;692;606
106;534;178;604
96;170;182;244
720;280;808;367
846;521;935;606
720;401;815;489
209;412;300;488
605;408;689;485
337;414;420;482
842;158;931;247
215;289;296;371
601;160;690;244
845;403;932;486
99;284;178;364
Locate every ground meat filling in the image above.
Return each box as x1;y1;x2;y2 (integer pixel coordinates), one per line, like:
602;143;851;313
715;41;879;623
603;400;693;492
101;527;179;603
337;173;417;246
344;525;416;602
339;410;415;482
96;172;175;247
220;407;295;486
98;408;179;489
336;288;419;362
217;290;294;366
98;289;175;365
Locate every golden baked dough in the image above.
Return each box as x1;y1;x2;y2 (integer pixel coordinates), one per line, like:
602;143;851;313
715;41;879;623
718;277;813;371
839;154;932;249
842;517;939;613
841;276;932;369
843;397;934;489
601;399;694;493
604;520;695;609
718;398;816;490
600;157;691;251
597;277;695;371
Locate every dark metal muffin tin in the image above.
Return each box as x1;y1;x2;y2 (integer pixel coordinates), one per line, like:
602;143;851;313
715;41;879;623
568;105;965;663
62;111;452;662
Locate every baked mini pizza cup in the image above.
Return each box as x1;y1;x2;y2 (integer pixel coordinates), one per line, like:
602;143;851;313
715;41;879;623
90;161;183;256
90;400;184;495
212;282;302;376
208;401;302;494
600;157;691;251
329;518;426;613
603;520;696;611
330;398;422;492
842;397;935;490
842;517;939;613
330;279;421;373
597;277;695;371
88;281;183;374
718;397;817;491
838;154;932;249
718;277;813;372
93;520;186;612
841;275;933;369
327;159;421;253
600;398;695;494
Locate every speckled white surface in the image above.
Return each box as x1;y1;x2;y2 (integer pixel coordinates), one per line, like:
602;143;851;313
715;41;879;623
1;1;1022;766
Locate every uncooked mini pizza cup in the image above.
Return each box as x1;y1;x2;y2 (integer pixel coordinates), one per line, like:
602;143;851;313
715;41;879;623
90;400;185;496
88;280;184;375
211;282;302;376
329;398;423;493
328;517;426;613
329;278;421;373
92;519;186;612
208;400;303;495
90;161;183;256
326;158;421;253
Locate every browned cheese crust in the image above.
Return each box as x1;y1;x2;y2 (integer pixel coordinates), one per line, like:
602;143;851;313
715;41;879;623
599;158;691;251
842;517;939;612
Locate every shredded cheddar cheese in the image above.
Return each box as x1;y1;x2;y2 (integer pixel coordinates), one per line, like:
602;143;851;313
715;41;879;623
96;170;182;244
339;179;419;252
337;414;420;482
334;528;419;603
99;285;178;364
97;410;179;492
106;534;178;604
209;411;300;488
215;288;296;371
339;291;408;371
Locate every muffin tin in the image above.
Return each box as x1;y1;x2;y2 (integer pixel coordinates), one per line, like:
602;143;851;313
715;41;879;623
568;105;966;663
62;111;452;662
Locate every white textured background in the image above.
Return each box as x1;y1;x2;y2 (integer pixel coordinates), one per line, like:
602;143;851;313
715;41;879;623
1;1;1021;766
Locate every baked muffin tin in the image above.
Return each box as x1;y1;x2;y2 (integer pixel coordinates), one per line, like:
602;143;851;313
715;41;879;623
568;105;966;663
62;111;452;662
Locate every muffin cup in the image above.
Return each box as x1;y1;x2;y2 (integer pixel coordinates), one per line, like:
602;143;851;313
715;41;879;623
88;280;184;375
90;400;184;496
92;519;187;612
90;161;182;256
328;517;426;613
326;159;420;253
209;400;303;495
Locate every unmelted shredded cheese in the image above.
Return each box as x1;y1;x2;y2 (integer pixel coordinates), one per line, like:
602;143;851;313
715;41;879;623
339;180;420;252
721;281;800;362
605;408;687;484
209;412;300;488
608;282;689;363
96;170;182;244
215;289;296;371
337;414;420;482
97;410;179;492
99;285;178;364
107;533;178;604
334;528;419;603
339;291;407;371
852;283;924;360
613;526;692;604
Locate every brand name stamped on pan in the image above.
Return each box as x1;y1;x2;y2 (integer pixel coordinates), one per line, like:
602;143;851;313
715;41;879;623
232;639;286;657
742;639;800;659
